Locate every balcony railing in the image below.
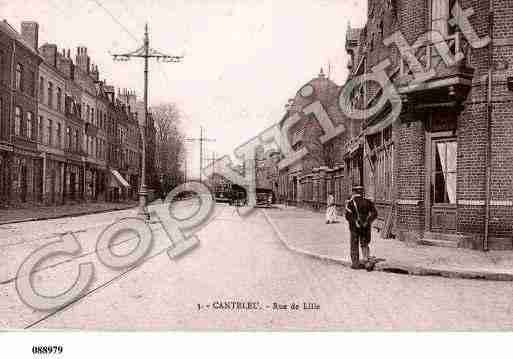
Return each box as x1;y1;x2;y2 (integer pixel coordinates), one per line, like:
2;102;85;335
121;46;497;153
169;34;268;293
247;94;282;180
399;32;469;79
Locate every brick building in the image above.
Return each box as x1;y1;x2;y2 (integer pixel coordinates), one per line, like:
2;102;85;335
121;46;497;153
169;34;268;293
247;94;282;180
342;0;513;250
0;19;155;207
276;69;351;209
38;43;67;205
0;21;43;206
271;0;513;250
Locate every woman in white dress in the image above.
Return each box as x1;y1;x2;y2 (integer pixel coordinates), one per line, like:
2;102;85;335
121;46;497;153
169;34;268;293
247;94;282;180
326;192;337;224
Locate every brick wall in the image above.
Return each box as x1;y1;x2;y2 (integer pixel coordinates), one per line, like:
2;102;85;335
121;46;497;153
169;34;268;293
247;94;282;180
394;112;426;237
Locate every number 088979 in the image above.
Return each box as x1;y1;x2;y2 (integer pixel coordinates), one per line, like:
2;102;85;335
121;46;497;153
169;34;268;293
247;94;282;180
32;346;63;355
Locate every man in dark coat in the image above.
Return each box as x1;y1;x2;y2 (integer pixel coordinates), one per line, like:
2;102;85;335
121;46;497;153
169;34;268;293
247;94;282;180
345;186;378;270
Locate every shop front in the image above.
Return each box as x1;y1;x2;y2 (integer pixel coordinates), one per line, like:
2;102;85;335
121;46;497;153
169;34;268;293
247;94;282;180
64;161;84;203
43;154;65;205
10;151;43;205
107;169;130;202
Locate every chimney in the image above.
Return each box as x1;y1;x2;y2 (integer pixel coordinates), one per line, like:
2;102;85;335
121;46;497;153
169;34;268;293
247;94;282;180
90;63;99;82
20;21;39;50
57;51;75;80
40;43;58;68
75;46;90;74
128;91;137;112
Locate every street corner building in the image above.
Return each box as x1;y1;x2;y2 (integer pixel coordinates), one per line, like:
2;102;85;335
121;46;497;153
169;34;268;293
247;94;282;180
0;20;158;208
274;0;513;251
276;68;349;211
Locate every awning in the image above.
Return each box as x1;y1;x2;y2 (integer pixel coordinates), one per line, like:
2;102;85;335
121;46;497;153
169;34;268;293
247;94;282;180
109;169;130;188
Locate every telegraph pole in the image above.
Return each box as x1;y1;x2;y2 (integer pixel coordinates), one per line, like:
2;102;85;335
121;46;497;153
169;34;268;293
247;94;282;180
185;126;215;183
204;151;217;189
112;23;183;217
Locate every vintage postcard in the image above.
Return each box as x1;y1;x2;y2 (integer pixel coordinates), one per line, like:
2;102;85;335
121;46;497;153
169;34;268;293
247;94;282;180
1;0;513;339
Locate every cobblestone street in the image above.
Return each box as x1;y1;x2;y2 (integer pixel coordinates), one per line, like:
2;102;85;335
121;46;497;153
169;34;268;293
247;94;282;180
1;203;513;330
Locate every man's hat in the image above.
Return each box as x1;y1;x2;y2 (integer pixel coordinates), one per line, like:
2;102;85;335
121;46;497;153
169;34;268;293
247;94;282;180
352;185;364;192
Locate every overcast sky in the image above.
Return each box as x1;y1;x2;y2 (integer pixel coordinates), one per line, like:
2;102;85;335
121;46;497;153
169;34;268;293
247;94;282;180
1;0;367;177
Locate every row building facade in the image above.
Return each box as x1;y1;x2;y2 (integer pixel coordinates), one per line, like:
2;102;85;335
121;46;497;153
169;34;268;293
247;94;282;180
0;20;156;208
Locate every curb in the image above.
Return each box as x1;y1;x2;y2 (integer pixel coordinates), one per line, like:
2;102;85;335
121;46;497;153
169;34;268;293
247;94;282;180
0;204;137;226
262;209;513;282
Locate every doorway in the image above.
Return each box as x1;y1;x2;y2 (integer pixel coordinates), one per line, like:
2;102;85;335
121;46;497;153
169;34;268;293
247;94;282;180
427;137;458;233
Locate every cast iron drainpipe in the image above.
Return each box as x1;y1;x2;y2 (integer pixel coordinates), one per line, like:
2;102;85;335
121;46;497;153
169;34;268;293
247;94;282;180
484;9;494;252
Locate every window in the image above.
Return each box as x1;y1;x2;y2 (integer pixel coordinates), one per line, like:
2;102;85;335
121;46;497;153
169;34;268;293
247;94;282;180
30;71;35;97
38;116;44;142
47;82;53;108
431;0;455;35
432;140;457;204
369;127;394;201
47;119;53;145
86;105;90;122
57;87;62;111
0;50;4;85
91;108;94;125
39;77;44;102
67;127;71;149
14;106;21;136
56;123;62;148
75;130;80;152
15;63;22;90
26;112;33;139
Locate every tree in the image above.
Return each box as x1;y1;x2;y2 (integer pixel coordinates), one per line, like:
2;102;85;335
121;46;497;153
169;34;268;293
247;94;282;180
150;102;185;195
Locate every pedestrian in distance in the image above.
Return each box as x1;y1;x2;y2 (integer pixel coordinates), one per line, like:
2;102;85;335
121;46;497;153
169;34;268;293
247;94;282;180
326;192;337;224
345;185;378;270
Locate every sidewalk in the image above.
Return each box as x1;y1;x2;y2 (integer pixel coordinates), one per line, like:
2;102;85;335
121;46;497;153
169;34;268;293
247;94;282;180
0;201;138;225
263;205;513;281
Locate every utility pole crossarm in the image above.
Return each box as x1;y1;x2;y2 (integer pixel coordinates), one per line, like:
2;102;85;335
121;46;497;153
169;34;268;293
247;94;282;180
184;127;216;184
